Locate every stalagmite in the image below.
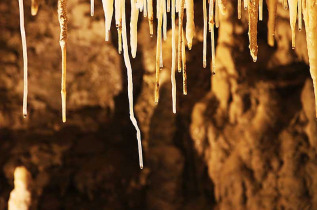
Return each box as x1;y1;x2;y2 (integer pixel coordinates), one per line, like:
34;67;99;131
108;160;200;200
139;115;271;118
303;0;317;118
178;0;185;72
155;0;163;103
182;30;187;95
8;167;31;210
171;0;177;113
288;0;298;49
298;0;302;30
248;0;259;62
121;0;143;168
130;0;139;58
58;0;67;123
203;0;207;67
102;0;114;42
266;0;277;46
31;0;39;16
18;0;28;118
91;0;94;16
185;0;195;49
147;0;154;35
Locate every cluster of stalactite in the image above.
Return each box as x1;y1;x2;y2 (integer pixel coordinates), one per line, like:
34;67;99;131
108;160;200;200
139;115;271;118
16;0;317;168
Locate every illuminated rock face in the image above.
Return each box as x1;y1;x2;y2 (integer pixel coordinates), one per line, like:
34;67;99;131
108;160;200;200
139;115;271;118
0;0;317;210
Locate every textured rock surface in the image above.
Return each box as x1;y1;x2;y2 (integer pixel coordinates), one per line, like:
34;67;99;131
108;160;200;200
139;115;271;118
190;1;317;210
0;0;316;209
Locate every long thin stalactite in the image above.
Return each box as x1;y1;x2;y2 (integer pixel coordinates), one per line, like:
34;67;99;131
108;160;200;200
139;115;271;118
18;0;28;118
121;0;144;168
58;0;67;123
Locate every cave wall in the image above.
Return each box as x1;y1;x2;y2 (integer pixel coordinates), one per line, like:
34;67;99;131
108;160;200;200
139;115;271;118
0;0;317;209
190;1;317;210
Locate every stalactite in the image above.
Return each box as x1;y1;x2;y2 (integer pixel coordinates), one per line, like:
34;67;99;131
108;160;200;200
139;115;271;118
303;0;317;118
121;0;143;169
31;0;39;16
283;0;288;9
182;29;187;95
185;0;195;49
137;0;144;11
176;0;179;12
178;0;185;72
160;33;163;67
244;0;248;10
130;0;139;58
209;0;214;31
18;0;28;118
215;0;220;28
298;0;302;30
219;0;227;14
91;0;94;16
259;0;263;20
155;0;163;103
203;0;207;68
143;0;147;16
102;0;114;42
115;0;122;54
147;0;154;35
211;22;215;73
58;0;67;123
248;0;259;62
266;0;277;46
171;0;177;113
238;0;242;19
288;0;298;49
163;0;167;41
156;0;159;19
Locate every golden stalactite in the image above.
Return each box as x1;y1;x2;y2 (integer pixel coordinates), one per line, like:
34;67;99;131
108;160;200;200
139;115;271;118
58;0;67;123
31;0;39;16
248;0;259;62
266;0;277;46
